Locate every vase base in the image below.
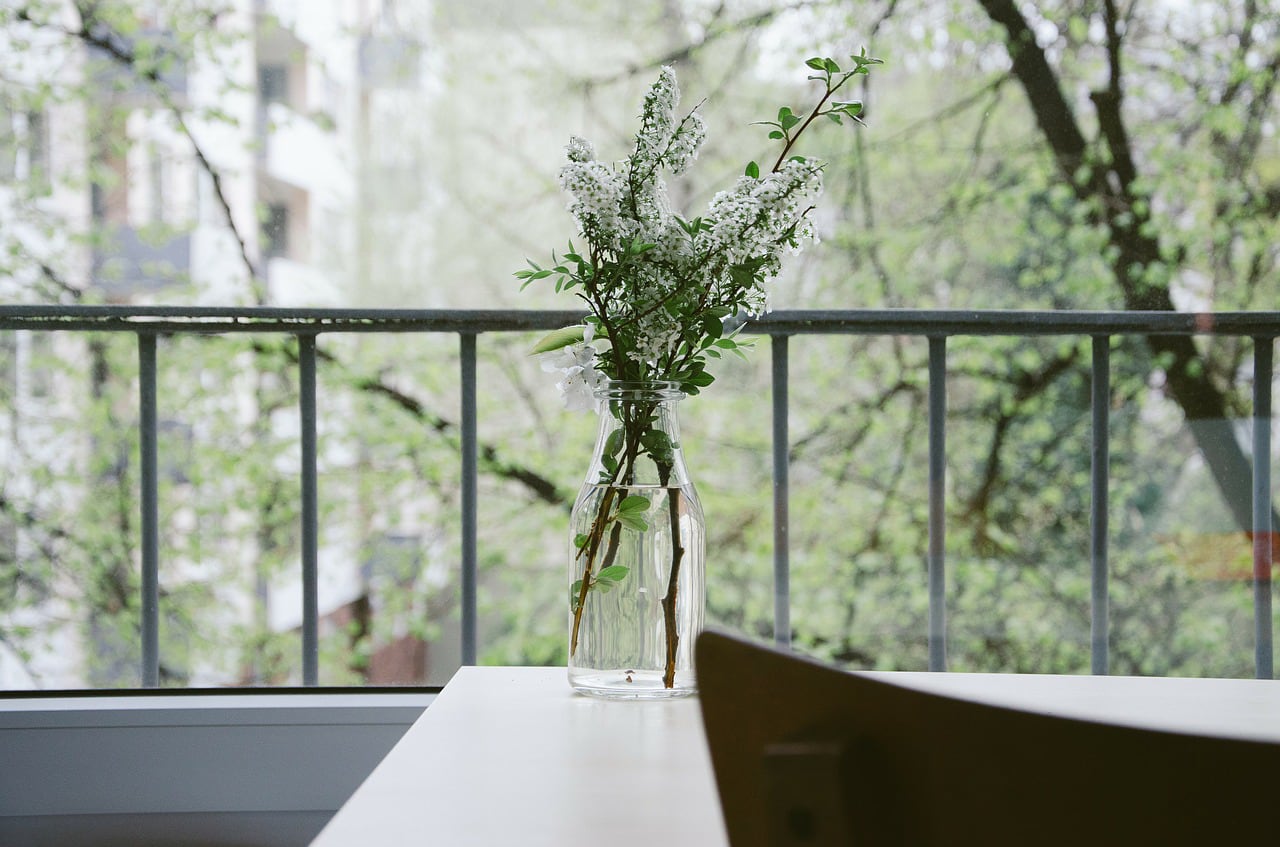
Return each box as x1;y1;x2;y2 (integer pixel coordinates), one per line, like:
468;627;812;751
569;669;697;700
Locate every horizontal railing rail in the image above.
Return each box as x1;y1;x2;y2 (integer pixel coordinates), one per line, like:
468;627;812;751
0;306;1275;686
0;305;1278;335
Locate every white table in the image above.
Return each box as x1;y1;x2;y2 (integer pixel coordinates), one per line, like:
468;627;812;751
311;666;1280;846
311;667;727;846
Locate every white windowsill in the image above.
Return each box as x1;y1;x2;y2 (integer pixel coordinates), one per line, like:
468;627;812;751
0;691;435;828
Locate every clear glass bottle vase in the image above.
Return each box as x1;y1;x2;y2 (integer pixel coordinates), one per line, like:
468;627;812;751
567;381;705;699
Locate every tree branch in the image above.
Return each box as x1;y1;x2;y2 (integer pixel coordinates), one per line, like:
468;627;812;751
258;341;568;508
974;0;1092;192
587;0;817;86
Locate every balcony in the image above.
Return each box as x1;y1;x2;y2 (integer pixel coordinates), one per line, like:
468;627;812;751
0;305;1275;845
256;102;344;198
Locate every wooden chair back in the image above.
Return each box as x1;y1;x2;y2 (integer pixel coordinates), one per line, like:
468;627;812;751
696;630;1280;846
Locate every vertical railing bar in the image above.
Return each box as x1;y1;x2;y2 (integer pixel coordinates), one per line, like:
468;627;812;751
927;336;948;672
771;335;791;649
1253;336;1273;679
1090;335;1111;675
138;332;160;688
298;333;319;686
460;333;478;666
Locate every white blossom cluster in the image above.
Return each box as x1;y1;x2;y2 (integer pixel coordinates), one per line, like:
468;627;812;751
546;66;826;410
540;325;607;413
559;151;624;250
702;157;824;268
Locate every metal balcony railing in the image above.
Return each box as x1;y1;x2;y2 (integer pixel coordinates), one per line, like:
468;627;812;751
0;306;1276;686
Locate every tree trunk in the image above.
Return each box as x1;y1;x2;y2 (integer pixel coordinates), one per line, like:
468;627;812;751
976;0;1277;550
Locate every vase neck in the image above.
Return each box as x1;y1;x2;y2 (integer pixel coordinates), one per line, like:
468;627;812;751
587;384;690;488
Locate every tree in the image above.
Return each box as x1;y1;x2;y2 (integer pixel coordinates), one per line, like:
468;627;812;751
572;0;1278;675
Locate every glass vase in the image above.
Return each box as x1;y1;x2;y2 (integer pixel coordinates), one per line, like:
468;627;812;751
567;381;705;699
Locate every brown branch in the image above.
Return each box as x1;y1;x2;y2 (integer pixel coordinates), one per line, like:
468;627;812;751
974;0;1092;193
251;339;568;507
350;377;568;507
38;261;85;301
586;1;817;86
661;485;684;689
1089;0;1136;188
964;345;1082;533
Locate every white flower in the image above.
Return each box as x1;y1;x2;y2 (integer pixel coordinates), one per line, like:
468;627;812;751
560;160;624;242
555;365;606;413
699;159;824;265
664;112;705;175
566;136;595;163
637;66;680;158
540;326;606;413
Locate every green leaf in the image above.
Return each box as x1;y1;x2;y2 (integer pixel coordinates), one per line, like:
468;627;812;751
768;130;784;140
826;112;844;125
596;565;630;583
617;495;649;513
804;57;827;71
641;430;674;456
530;325;585;355
823;58;841;74
574;533;589;549
745;160;760;179
850;49;883;68
570;579;584;611
701;313;724;339
729;263;758;289
604;428;624;457
780;112;801;131
616;511;649;532
1067;15;1088;42
685;370;714;387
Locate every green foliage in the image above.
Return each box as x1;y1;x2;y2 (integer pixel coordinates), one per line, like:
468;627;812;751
2;0;1277;690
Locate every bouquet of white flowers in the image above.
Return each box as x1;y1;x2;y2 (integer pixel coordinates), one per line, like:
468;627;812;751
520;53;880;695
522;53;879;406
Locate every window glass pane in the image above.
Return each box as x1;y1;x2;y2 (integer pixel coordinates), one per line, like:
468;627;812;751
0;1;1275;693
257;64;288;106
